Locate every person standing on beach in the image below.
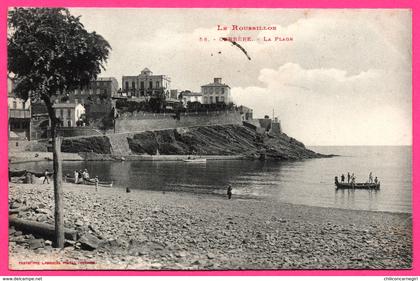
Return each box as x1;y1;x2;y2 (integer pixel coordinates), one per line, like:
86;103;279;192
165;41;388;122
94;176;99;191
74;170;79;184
43;169;49;184
227;184;232;199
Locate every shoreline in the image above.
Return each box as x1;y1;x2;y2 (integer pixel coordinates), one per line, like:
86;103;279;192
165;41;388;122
8;182;412;270
9;152;336;164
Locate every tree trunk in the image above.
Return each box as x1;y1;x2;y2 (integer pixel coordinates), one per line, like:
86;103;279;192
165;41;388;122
52;128;64;248
43;96;65;249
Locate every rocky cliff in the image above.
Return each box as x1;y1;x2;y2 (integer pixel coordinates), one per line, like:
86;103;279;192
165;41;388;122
61;125;328;160
127;125;325;160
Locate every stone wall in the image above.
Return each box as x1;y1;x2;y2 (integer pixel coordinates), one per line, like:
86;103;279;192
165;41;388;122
56;127;103;138
114;111;242;133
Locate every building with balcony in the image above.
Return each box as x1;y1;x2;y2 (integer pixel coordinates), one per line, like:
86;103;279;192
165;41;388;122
67;77;118;121
122;68;171;98
201;78;231;104
8;78;31;140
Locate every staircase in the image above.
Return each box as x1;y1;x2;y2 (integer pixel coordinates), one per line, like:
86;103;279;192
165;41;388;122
107;133;133;156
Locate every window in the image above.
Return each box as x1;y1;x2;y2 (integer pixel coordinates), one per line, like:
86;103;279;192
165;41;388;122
216;96;219;103
221;88;225;94
140;82;144;89
89;88;93;95
132;81;136;89
12;101;16;109
156;81;160;88
204;97;208;104
60;109;64;117
67;109;71;118
149;81;153;89
220;96;225;102
97;88;101;95
125;81;129;91
67;120;72;127
209;96;213;103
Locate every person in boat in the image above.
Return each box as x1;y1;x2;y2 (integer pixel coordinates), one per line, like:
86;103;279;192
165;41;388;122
351;176;356;186
43;169;50;184
341;174;345;183
227;184;233;199
347;172;351;183
369;172;373;183
374;176;379;184
335;176;339;184
78;170;83;183
82;169;90;182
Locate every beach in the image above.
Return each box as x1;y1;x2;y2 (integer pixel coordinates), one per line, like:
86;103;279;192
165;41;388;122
8;182;412;270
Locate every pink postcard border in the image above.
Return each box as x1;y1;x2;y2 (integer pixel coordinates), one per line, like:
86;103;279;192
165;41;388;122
0;0;417;277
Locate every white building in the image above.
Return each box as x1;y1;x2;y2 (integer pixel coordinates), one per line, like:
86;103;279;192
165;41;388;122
180;90;203;104
52;103;85;127
201;78;231;104
122;68;171;98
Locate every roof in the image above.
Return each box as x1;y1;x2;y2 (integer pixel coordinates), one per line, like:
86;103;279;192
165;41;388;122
52;103;83;109
201;82;230;88
182;92;202;97
96;77;117;82
142;67;151;73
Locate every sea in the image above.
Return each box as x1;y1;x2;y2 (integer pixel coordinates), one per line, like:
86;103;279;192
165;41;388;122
11;146;412;214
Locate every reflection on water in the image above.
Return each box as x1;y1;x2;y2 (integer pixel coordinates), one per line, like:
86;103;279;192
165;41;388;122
334;188;380;211
11;146;412;213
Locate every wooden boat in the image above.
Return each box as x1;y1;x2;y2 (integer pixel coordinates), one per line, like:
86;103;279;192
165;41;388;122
9;169;53;177
335;180;380;190
64;176;113;187
183;158;207;163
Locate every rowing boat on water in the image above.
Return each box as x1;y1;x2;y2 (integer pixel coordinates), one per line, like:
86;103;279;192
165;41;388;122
183;158;207;163
335;181;380;190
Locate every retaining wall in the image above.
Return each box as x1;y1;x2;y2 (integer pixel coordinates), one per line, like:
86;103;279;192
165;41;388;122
114;111;242;133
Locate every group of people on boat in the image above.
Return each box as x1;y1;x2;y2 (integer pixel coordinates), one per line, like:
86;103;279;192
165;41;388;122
336;172;379;185
72;169;98;185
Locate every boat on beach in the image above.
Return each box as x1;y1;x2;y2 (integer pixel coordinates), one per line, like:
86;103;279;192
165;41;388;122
9;169;53;178
335;180;380;190
64;176;113;187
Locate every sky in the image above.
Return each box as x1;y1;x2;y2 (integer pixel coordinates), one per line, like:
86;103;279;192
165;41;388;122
69;8;412;146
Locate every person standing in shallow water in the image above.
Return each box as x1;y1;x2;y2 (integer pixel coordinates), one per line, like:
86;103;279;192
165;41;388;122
227;184;232;199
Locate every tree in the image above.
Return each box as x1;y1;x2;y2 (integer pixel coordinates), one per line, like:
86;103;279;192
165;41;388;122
8;8;111;248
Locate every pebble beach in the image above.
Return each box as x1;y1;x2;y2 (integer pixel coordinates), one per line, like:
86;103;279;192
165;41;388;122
8;182;412;270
